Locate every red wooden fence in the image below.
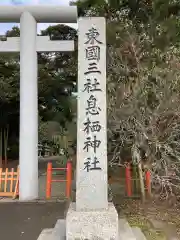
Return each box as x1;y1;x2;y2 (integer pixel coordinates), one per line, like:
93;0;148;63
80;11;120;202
46;161;72;199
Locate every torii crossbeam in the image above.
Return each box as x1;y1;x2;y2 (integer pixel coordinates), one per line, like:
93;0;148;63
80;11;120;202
0;5;77;201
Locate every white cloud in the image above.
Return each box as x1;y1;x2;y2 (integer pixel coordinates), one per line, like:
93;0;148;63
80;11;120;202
0;0;78;34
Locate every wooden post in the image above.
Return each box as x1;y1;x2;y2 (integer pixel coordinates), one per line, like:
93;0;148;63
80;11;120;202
138;162;146;202
125;163;132;197
66;161;72;198
145;170;151;197
46;162;52;199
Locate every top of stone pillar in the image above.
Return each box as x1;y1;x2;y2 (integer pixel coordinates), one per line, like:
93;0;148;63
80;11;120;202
0;5;77;23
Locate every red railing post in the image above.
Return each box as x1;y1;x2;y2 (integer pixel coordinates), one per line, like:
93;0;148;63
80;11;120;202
66;161;72;198
145;170;151;197
125;163;132;197
46;162;52;199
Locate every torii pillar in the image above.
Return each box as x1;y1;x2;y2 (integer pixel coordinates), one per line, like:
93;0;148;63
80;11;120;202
0;5;77;200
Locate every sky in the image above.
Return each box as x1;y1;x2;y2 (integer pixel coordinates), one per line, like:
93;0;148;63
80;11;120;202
0;0;77;34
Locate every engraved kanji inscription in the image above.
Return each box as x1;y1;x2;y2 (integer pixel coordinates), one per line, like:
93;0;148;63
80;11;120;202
83;78;102;93
83;135;101;153
83;117;102;134
84;157;102;172
86;95;101;115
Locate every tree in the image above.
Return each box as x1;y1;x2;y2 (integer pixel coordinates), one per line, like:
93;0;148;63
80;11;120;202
0;26;20;166
71;0;152;22
38;24;77;126
72;0;180;50
0;24;78;163
72;0;180;198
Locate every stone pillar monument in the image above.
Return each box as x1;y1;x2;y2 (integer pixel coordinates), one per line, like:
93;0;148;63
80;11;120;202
76;16;108;211
66;17;119;240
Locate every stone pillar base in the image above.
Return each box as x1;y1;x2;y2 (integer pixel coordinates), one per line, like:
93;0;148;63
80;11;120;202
37;206;148;239
66;202;119;240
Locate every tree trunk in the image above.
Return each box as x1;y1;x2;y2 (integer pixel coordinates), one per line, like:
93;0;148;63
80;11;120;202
4;126;9;168
0;129;2;168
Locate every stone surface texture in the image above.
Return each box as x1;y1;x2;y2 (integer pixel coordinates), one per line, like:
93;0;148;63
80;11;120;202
76;17;108;211
118;219;136;240
37;229;53;240
53;219;66;238
37;216;147;240
66;202;118;240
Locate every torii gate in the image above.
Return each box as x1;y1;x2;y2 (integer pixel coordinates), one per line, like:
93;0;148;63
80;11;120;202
0;5;77;200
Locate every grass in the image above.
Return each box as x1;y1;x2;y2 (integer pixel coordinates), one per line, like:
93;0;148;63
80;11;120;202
126;215;166;240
